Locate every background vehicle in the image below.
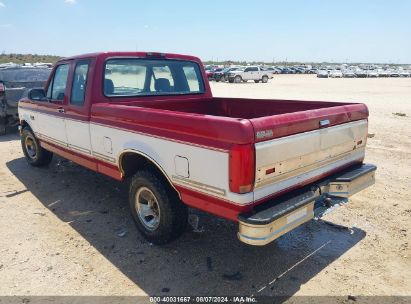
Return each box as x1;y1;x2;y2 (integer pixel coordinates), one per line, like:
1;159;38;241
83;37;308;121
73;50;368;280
377;69;389;77
18;52;375;246
399;70;410;77
366;70;379;77
227;66;272;83
342;70;356;78
329;70;343;78
264;67;281;74
355;69;367;78
317;69;329;78
0;67;51;135
213;67;237;82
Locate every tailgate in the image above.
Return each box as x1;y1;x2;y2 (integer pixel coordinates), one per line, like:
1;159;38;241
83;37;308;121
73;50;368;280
253;119;368;201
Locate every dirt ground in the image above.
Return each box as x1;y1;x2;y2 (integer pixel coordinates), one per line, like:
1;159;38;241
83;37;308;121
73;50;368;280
0;75;410;298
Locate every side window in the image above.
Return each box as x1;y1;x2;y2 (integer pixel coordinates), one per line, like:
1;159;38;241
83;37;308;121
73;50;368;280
71;61;90;105
244;67;250;72
47;64;69;101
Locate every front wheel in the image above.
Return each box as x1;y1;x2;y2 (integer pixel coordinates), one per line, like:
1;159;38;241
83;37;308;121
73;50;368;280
262;76;269;83
129;170;188;244
21;127;53;166
234;75;242;83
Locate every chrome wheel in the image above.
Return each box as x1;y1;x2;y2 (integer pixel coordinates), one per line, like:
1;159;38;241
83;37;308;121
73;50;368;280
25;136;37;159
135;187;161;231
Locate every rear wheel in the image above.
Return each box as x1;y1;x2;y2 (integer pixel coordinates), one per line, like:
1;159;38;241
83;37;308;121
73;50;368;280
262;76;269;83
254;80;260;83
129;170;188;244
21;127;53;166
234;75;242;83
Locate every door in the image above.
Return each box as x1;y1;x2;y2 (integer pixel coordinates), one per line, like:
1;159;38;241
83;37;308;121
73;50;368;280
244;67;259;80
64;60;93;155
36;63;70;146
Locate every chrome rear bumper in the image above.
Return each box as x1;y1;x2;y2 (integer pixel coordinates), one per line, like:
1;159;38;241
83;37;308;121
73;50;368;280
238;164;376;246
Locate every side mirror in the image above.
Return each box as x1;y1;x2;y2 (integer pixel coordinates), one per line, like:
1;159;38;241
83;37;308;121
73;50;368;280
28;88;48;101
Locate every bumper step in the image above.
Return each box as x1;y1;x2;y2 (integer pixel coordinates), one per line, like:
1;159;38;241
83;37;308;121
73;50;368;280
238;164;376;245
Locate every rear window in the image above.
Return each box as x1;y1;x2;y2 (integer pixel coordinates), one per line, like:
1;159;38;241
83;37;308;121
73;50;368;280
104;59;205;97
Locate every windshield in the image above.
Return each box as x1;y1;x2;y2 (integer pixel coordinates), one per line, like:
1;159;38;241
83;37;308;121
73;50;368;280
104;59;205;97
0;68;51;83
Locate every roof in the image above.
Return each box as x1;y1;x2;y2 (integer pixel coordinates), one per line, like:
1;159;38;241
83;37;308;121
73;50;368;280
60;51;202;63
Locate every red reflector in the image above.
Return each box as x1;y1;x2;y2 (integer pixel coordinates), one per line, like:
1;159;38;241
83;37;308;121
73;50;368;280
146;52;166;58
265;167;275;175
229;144;255;194
0;82;5;92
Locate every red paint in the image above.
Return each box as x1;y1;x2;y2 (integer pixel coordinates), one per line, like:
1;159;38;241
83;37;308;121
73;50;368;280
175;185;252;221
18;51;370;223
40;139;122;180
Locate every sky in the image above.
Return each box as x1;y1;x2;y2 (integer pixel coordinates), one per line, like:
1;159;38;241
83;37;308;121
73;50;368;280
0;0;410;63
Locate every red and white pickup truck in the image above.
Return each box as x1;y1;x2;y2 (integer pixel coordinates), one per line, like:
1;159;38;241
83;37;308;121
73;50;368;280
18;52;376;245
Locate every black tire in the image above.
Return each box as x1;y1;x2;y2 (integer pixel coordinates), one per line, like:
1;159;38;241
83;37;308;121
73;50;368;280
262;75;269;83
21;127;53;167
254;80;260;83
234;75;242;83
0;117;6;135
228;79;234;83
129;170;188;244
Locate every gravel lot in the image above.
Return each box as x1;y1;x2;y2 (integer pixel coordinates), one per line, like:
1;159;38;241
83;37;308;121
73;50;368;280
0;75;410;298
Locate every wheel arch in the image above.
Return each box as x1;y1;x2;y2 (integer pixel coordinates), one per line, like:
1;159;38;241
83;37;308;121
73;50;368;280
19;119;33;132
118;149;181;198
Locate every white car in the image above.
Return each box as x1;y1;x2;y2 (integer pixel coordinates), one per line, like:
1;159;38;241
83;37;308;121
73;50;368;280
342;70;356;78
377;69;389;77
329;70;343;78
227;66;273;83
367;70;379;77
399;70;410;77
317;69;329;78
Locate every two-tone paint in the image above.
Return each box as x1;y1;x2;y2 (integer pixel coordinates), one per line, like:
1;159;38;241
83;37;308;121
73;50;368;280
19;52;370;221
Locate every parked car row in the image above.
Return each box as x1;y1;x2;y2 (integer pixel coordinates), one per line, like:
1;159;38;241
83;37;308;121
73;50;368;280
205;63;411;80
205;66;273;83
317;68;411;78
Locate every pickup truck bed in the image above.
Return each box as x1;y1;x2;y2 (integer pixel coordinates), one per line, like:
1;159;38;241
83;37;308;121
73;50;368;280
93;97;368;145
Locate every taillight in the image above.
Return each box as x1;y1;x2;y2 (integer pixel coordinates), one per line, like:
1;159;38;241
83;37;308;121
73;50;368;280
229;144;255;194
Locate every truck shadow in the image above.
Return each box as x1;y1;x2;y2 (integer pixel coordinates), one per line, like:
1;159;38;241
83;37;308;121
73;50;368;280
0;128;19;142
6;156;366;298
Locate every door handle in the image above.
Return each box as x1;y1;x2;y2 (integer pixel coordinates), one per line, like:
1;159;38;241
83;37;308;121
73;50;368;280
58;107;65;114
